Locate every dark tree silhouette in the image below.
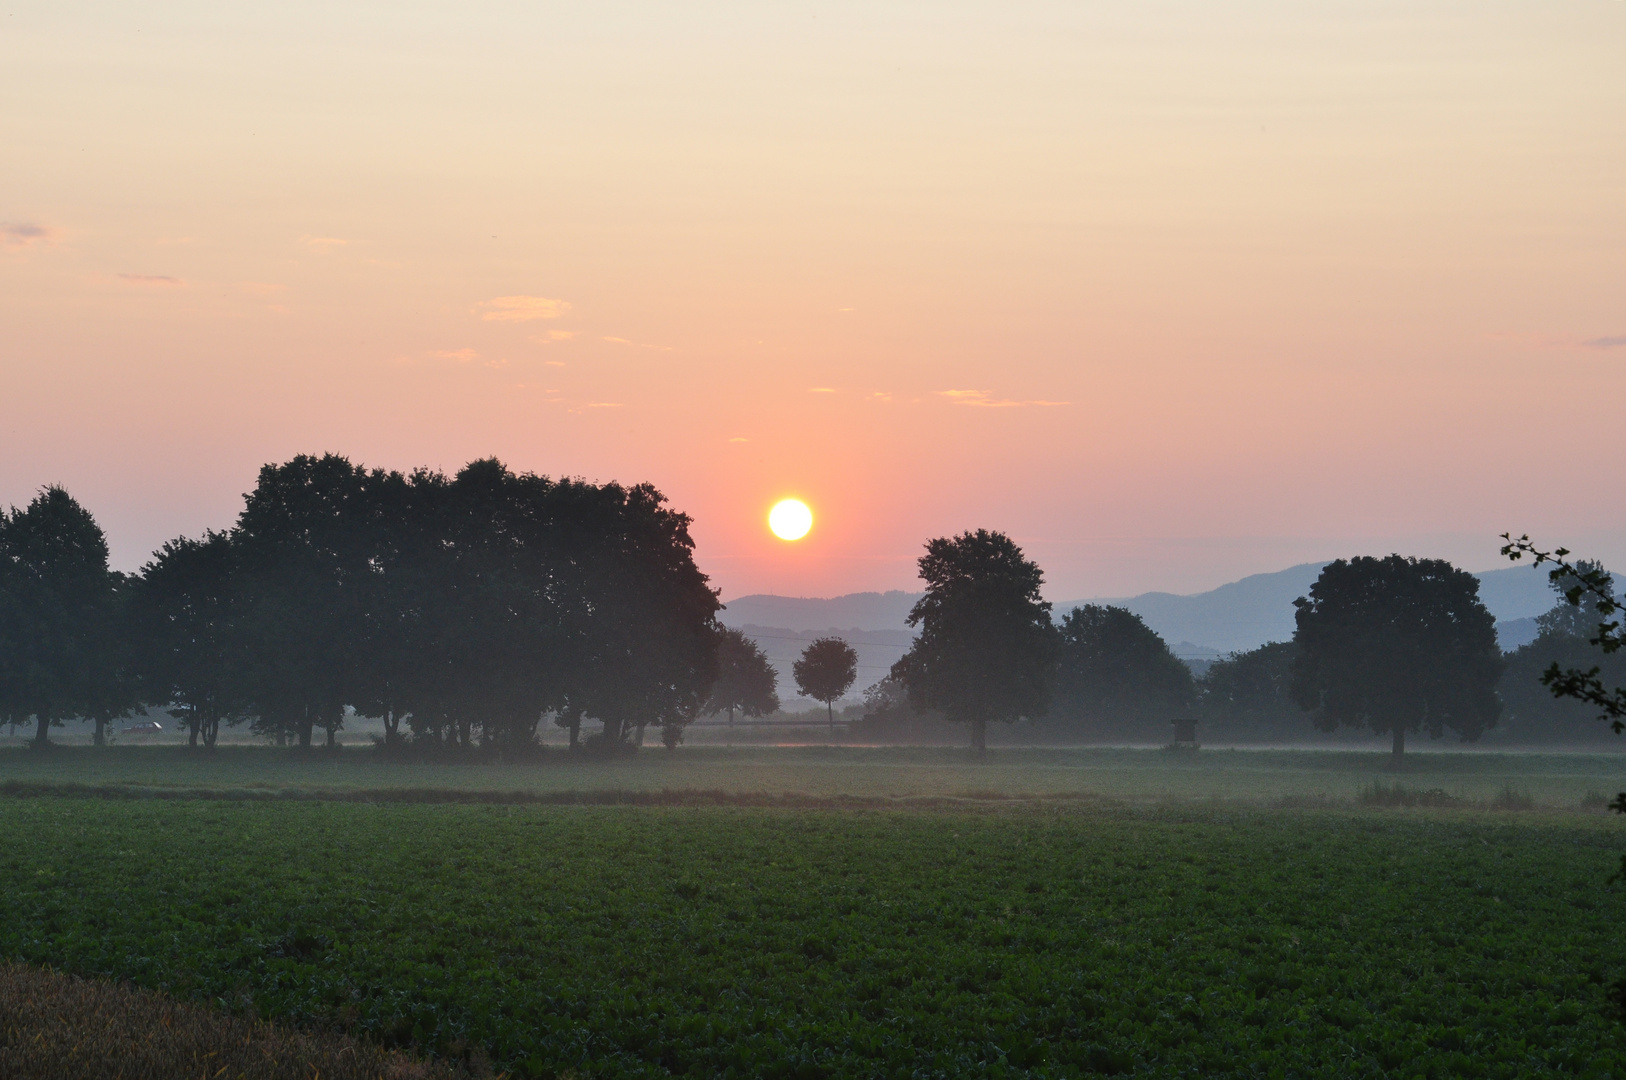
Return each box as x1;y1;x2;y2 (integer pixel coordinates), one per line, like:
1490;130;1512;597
891;529;1059;751
705;627;780;724
794;637;858;729
1052;604;1193;738
133;531;249;748
0;487;133;747
232;455;377;749
1198;641;1308;739
1290;555;1501;763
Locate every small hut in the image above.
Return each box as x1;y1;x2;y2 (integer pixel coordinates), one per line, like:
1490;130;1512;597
1170;717;1199;748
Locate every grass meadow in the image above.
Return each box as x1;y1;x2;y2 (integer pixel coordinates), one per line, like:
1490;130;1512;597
5;746;1626;1077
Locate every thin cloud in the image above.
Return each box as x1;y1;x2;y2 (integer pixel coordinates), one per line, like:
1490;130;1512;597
432;348;480;363
118;274;183;286
543;360;566;367
1;222;53;249
585;401;623;408
1583;336;1626;350
481;295;571;322
938;389;1068;408
542;330;577;341
302;236;348;249
602;335;674;352
809;387;837;394
729;437;750;443
239;281;286;296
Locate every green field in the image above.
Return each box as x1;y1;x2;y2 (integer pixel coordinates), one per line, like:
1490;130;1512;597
3;744;1626;807
5;789;1626;1078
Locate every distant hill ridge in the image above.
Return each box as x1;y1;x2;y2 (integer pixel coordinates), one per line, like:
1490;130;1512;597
721;562;1562;655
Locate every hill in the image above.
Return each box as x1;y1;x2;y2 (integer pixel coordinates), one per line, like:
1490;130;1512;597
722;562;1562;658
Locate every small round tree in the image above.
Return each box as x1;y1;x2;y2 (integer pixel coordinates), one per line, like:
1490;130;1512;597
793;637;858;729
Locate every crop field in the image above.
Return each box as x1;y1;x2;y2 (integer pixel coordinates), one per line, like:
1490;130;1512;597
2;744;1625;807
5;796;1626;1078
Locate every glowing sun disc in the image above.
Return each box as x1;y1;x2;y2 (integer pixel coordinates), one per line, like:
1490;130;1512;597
769;499;813;540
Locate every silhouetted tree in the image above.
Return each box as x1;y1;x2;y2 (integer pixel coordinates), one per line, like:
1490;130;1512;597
1199;641;1308;739
892;529;1059;751
1052;604;1193;739
133;531;249;748
706;628;780;724
1290;555;1501;763
794;637;858;729
553;480;720;749
0;488;133;746
232;455;377;748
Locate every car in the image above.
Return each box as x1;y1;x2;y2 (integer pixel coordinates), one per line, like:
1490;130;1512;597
122;720;163;736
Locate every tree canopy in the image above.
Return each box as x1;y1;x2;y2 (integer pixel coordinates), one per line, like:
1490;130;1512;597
891;529;1059;750
1290;555;1501;761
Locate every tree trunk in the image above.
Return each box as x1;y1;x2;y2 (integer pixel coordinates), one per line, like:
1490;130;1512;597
33;714;50;747
971;718;987;752
93;717;106;747
297;717;314;748
828;700;834;731
384;707;400;745
188;719;199;748
635;723;646;747
568;717;580;749
1391;727;1405;765
204;716;219;749
727;705;735;726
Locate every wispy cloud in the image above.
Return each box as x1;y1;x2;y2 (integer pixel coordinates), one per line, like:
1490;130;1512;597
481;295;571;322
118;274;183;286
1;222;53;250
602;335;674;352
536;329;577;341
729;437;750;442
543;360;566;367
239;281;285;296
937;389;1068;408
302;236;348;249
432;348;480;363
1583;336;1626;351
809;387;837;394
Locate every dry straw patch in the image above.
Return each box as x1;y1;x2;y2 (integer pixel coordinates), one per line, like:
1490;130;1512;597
0;964;468;1080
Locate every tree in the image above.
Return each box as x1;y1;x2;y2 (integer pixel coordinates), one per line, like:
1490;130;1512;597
1051;604;1194;740
1198;642;1309;740
705;628;780;724
133;531;249;749
552;479;721;750
0;487;133;747
1290;555;1501;763
793;637;857;729
891;529;1059;751
231;455;376;749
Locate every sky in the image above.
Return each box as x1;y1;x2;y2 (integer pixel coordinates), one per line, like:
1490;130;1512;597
3;0;1623;601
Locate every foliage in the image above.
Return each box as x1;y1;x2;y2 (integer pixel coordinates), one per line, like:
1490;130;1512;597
1501;537;1626;737
792;637;858;724
704;627;780;723
5;798;1626;1078
1197;642;1310;739
1291;555;1502;759
893;530;1060;750
1051;605;1193;739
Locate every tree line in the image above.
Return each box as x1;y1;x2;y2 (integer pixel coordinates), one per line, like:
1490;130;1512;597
0;459;1601;758
0;455;722;751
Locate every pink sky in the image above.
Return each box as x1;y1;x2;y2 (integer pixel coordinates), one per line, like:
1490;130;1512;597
3;1;1623;600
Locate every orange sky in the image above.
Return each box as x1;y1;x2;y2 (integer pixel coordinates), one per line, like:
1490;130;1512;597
3;1;1624;600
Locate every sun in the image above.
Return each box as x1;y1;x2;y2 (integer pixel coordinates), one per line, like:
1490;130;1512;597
768;499;813;541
